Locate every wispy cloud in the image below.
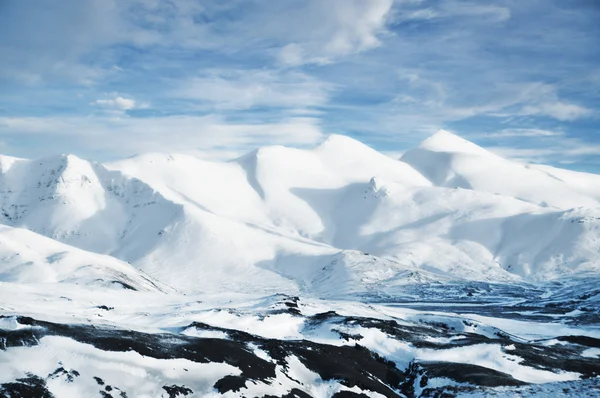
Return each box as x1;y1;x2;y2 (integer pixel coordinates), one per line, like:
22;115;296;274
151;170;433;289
396;1;511;24
484;129;564;138
0;0;598;171
93;96;136;111
275;0;394;65
0;114;325;160
520;102;590;121
172;70;332;111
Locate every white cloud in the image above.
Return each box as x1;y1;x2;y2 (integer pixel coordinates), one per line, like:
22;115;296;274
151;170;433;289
367;80;593;141
173;70;332;111
1;0;397;83
0;114;325;160
521;102;591;121
485;128;564;138
278;44;313;66
0;0;598;171
396;2;511;23
275;0;394;65
440;2;511;23
396;8;437;21
93;96;136;111
0;0;148;85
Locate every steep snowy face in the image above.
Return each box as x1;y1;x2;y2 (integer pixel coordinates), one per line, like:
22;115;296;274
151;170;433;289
401;130;600;209
0;154;182;256
0;155;123;251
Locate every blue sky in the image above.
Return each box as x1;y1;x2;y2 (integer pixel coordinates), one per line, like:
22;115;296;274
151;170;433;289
0;0;599;171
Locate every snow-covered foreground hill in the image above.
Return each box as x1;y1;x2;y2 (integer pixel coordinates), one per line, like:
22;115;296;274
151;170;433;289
1;280;600;397
1;131;600;397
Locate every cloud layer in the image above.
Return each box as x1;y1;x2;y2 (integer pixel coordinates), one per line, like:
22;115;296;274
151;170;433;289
0;0;598;170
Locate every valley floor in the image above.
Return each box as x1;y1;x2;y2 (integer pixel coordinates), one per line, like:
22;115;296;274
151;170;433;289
1;279;600;398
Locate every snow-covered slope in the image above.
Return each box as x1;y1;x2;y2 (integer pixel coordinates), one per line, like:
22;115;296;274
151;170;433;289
106;133;600;290
0;153;182;255
103;135;438;294
0;224;166;291
401;130;600;209
2;280;600;397
0;131;599;295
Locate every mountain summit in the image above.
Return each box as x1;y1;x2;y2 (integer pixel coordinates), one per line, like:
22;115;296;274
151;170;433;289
418;129;495;157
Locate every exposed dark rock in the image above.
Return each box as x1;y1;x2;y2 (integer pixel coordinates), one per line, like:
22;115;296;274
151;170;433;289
162;384;193;397
262;388;312;398
332;392;371;398
110;281;137;291
2;311;600;397
214;375;247;394
558;335;600;348
420;362;527;387
0;374;55;398
47;366;80;383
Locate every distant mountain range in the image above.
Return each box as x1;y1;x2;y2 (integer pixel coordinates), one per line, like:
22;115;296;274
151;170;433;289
1;130;599;297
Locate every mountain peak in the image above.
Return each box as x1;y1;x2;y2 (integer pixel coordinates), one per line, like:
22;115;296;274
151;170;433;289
419;130;492;157
316;134;381;157
320;133;364;146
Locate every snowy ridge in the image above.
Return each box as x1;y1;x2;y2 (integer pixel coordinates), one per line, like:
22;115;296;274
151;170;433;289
0;131;598;295
0;153;183;254
401;130;600;209
108;132;600;292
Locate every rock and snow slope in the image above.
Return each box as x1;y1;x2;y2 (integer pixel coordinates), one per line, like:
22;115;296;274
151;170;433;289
1;282;600;397
0;131;598;295
1;131;600;397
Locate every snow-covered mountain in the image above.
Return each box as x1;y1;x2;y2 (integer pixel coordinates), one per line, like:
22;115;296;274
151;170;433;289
2;131;600;398
0;131;599;296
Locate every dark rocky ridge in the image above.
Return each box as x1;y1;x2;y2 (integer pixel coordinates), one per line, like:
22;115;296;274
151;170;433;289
2;311;600;397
